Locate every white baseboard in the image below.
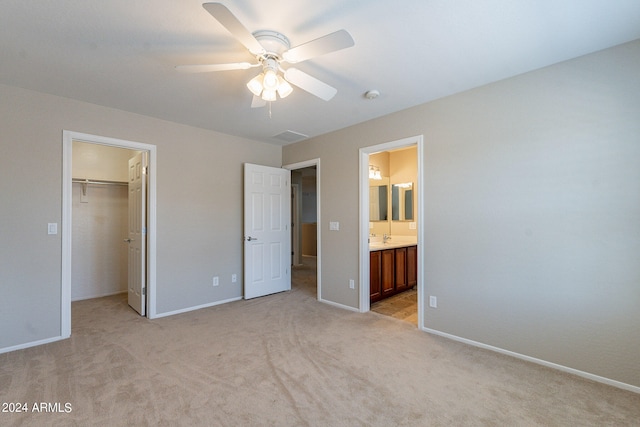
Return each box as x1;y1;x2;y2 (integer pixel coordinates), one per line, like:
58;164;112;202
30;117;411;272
71;290;126;302
421;326;640;395
0;336;67;355
152;296;242;319
319;298;360;312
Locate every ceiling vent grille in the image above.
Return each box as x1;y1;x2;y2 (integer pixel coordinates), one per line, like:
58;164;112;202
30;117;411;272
272;130;309;143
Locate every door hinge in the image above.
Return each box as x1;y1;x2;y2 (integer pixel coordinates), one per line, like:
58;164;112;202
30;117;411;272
142;287;146;296
143;166;148;175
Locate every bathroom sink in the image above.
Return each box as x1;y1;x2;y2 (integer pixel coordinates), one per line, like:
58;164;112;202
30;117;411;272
369;237;417;251
369;242;389;250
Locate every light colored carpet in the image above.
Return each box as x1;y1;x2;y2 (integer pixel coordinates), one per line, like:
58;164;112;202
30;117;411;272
1;262;639;426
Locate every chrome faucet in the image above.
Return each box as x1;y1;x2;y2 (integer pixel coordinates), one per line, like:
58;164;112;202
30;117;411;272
383;233;391;243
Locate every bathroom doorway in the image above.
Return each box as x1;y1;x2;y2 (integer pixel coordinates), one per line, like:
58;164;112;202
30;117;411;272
359;136;425;329
284;159;320;301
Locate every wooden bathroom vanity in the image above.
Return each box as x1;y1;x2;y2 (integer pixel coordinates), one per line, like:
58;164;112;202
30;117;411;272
369;244;417;303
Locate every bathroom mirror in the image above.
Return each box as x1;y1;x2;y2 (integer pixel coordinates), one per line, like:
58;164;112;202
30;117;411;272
392;182;413;221
369;179;389;221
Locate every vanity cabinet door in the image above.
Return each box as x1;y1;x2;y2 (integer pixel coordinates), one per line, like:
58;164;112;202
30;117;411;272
395;247;408;292
370;251;382;302
381;249;395;297
407;245;417;288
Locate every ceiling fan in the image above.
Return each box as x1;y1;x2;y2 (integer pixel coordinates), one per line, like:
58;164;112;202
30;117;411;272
177;2;355;108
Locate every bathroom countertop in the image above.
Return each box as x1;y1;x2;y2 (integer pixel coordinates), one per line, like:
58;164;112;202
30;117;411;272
369;237;417;251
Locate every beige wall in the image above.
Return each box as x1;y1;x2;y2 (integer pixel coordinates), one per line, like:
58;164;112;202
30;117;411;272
72;141;133;182
389;147;417;236
283;40;640;388
0;83;281;349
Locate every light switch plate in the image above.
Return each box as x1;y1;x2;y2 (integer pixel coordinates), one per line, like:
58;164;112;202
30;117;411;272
329;221;340;231
48;223;58;235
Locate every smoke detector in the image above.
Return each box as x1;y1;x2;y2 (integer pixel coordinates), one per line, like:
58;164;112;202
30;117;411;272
365;90;380;99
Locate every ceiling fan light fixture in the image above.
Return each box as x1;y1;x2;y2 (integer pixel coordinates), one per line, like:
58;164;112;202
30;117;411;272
276;76;293;98
261;88;277;102
262;68;279;91
247;66;293;101
181;4;355;107
247;73;264;96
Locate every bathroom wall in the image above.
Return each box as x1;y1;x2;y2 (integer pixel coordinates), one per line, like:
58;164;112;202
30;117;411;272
368;148;418;238
389;146;418;237
369;152;390;237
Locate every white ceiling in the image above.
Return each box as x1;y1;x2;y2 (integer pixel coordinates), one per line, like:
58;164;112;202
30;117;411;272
2;1;640;145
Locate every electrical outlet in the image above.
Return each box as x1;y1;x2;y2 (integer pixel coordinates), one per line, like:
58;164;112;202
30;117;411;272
231;274;237;283
349;279;355;289
429;296;437;308
213;276;219;287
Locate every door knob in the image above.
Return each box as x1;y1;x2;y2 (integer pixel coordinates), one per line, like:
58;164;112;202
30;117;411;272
246;236;257;241
124;238;132;243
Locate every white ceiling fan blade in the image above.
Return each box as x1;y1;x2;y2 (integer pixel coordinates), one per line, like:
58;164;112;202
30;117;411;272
284;68;337;101
175;62;256;73
251;95;266;108
203;3;265;55
282;30;354;63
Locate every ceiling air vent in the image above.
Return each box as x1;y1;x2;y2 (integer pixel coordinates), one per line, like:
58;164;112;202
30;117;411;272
272;130;308;143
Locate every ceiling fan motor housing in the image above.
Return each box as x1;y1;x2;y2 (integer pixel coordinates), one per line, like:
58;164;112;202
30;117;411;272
252;30;291;58
262;57;279;73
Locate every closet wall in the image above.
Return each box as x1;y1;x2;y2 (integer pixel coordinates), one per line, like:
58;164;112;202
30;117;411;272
71;142;135;301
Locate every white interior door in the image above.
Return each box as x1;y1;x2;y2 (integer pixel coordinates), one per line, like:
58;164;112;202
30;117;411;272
244;163;291;299
127;152;146;315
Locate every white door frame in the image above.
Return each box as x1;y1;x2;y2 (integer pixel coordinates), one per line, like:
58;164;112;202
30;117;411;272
359;136;425;329
283;158;321;302
61;131;158;337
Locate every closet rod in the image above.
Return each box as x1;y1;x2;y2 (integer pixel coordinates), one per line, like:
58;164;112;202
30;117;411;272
72;178;128;186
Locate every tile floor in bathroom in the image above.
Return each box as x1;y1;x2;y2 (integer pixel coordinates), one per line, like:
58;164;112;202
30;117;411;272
295;254;417;325
370;288;417;325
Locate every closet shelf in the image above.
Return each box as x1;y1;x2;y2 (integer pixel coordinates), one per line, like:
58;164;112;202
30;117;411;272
72;178;128;186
